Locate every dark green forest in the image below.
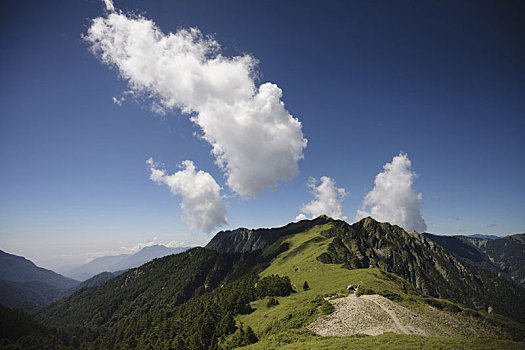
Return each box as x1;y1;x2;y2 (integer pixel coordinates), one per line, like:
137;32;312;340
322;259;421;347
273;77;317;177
1;246;293;349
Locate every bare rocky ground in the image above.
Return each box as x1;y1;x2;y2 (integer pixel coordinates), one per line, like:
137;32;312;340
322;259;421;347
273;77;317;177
307;294;507;338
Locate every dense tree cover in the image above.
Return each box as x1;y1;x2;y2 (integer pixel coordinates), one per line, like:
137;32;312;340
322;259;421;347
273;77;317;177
255;275;293;298
1;273;291;349
2;247;293;349
38;248;254;328
0;304;100;349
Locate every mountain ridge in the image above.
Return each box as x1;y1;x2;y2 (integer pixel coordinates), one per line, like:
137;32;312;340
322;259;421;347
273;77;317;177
3;216;524;349
64;244;191;281
0;250;78;289
206;215;332;254
0;250;79;310
423;232;525;287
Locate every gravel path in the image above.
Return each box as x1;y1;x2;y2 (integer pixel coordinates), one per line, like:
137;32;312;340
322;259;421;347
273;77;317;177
364;295;410;334
307;294;425;337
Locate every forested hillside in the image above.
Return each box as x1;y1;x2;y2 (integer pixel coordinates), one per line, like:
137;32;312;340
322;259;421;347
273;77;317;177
424;232;525;287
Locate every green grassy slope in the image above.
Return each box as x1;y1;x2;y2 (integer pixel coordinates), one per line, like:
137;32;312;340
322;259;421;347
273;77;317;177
318;218;525;323
235;220;525;349
242;333;525;350
238;224;421;335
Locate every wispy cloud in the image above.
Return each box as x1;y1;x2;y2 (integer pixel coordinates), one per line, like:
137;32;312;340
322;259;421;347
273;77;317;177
296;176;347;221
147;158;227;232
355;152;427;232
120;236;186;252
103;0;114;12
84;237;188;261
85;7;307;199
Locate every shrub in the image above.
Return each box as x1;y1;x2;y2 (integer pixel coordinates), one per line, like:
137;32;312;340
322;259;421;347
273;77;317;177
320;300;335;315
267;297;279;308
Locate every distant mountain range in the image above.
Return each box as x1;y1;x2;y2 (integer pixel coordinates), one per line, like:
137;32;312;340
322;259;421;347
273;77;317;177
423;232;525;287
0;245;191;309
0;250;79;309
64;245;190;281
467;234;500;240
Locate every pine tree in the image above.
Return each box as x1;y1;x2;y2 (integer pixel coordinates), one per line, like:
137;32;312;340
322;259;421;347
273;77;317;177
303;281;310;291
245;326;258;344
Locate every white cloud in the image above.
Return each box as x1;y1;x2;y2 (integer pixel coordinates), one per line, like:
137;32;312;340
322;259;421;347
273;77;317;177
355;152;427;232
146;158;227;232
121;236;159;253
112;96;124;106
165;240;186;248
85;9;307;199
296;176;347;221
120;237;186;252
83;238;189;261
103;0;114;12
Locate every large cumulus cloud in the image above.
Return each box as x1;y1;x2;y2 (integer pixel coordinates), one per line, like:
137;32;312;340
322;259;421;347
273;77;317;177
85;9;307;200
296;176;347;221
355;152;427;232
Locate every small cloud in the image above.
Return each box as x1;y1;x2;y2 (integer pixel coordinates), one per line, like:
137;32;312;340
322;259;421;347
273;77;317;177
165;240;186;248
355;152;427;232
487;223;497;228
295;213;308;221
103;0;114;12
147;158;227;232
112;96;125;106
458;228;467;234
121;236;159;252
112;90;133;106
84;238;190;262
296;176;347;221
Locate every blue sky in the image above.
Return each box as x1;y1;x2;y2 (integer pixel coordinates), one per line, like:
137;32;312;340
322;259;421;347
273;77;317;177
1;0;524;270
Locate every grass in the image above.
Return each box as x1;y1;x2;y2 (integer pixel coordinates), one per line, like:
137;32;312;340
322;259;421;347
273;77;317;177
241;331;525;350
234;222;525;349
237;223;423;335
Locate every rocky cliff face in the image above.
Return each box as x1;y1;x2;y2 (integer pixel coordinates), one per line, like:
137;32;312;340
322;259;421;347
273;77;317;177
205;216;524;323
205;216;331;253
423;232;525;287
316;217;524;322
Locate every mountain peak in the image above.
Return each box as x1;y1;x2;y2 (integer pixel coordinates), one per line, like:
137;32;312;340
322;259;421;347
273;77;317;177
206;215;332;254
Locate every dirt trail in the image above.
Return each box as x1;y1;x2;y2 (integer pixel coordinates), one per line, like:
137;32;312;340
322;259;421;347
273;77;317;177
307;294;419;337
363;295;409;334
307;294;508;338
